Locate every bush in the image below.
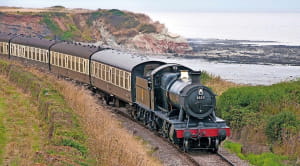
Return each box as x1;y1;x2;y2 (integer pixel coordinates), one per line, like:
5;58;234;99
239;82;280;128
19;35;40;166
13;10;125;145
265;111;299;143
200;71;212;84
138;24;157;33
60;139;87;156
218;81;300;115
108;9;125;16
87;11;103;25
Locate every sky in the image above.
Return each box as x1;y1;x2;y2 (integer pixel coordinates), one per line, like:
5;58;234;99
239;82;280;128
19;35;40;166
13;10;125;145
1;0;300;12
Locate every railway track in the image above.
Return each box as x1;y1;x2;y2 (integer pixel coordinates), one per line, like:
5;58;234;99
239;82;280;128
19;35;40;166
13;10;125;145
92;92;238;166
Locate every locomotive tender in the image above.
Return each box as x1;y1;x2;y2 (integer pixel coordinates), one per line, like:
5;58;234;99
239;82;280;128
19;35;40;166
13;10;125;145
0;32;230;152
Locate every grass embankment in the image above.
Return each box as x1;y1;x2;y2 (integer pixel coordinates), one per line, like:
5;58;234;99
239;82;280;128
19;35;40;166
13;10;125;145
0;75;44;165
217;80;300;166
0;59;160;166
0;60;91;165
28;67;161;166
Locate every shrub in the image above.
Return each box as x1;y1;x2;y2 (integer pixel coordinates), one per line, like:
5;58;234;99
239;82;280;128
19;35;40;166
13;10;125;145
41;14;62;35
138;24;157;33
265;111;299;143
200;71;212;84
60;139;87;156
87;11;103;25
108;9;125;16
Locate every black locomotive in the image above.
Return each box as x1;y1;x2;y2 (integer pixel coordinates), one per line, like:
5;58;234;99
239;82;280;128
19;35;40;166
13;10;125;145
0;32;230;152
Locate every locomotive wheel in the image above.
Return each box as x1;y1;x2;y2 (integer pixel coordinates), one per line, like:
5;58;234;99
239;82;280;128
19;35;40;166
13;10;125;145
183;139;190;152
211;138;219;153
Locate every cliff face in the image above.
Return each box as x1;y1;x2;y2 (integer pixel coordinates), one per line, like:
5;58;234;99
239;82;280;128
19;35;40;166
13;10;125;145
0;7;192;54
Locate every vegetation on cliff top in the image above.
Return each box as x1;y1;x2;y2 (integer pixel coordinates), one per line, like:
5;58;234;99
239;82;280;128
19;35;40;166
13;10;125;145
37;8;157;41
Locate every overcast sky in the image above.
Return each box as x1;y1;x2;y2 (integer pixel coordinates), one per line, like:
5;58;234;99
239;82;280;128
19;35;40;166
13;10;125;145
1;0;300;12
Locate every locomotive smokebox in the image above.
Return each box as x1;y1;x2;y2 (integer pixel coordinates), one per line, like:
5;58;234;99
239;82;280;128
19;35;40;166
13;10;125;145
190;71;201;84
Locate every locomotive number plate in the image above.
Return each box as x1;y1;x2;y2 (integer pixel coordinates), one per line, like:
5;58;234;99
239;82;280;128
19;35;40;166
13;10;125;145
197;95;205;100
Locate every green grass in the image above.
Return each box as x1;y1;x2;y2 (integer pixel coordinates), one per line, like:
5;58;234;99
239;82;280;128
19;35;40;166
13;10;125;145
223;141;289;166
0;59;93;165
0;100;7;165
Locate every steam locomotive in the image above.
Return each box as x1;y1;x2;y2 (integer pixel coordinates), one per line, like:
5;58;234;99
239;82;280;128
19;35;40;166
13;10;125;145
0;32;230;152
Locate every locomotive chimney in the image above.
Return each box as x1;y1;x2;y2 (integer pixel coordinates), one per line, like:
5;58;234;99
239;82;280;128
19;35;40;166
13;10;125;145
190;71;201;84
180;70;189;82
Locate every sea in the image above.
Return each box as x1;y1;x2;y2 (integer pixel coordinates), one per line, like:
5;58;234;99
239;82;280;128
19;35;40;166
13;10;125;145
146;12;300;85
147;12;300;45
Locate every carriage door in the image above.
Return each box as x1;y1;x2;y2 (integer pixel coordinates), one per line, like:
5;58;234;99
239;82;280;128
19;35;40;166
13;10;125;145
136;77;151;109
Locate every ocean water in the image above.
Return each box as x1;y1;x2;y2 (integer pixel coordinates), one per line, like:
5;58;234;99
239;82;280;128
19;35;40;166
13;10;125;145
147;12;300;45
152;56;300;85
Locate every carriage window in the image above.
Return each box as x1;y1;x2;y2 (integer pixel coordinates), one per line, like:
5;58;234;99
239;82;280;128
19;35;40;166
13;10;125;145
51;52;54;64
112;68;116;84
71;56;74;70
40;49;43;62
101;64;105;80
106;66;110;81
35;48;39;61
83;60;86;73
92;62;95;77
44;50;47;62
56;53;60;66
0;43;3;54
25;47;28;58
15;45;18;56
116;69;120;86
10;45;14;55
58;53;61;66
20;46;23;57
125;72;129;90
79;58;83;73
128;74;131;89
32;47;35;59
6;44;9;54
67;55;70;69
120;71;124;88
52;52;55;65
97;63;101;78
0;43;3;53
85;60;89;74
28;47;31;59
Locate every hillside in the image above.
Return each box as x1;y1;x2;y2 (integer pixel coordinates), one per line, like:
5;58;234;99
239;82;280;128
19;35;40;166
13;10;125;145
0;6;191;54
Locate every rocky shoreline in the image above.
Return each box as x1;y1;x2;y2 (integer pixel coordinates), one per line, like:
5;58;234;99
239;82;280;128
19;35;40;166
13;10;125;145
184;38;300;66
